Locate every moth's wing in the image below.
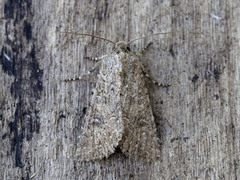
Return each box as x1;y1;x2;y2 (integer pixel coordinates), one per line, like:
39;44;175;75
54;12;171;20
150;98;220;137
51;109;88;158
76;54;124;161
119;55;161;162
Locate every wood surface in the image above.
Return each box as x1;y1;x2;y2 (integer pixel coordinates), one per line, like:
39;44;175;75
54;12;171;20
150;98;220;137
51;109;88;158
0;0;239;179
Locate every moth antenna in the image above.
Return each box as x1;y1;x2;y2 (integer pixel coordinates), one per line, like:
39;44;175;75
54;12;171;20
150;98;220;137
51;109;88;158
128;31;179;44
57;31;116;45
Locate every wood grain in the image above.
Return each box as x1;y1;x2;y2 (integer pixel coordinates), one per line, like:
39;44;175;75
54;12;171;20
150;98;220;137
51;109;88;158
0;0;239;179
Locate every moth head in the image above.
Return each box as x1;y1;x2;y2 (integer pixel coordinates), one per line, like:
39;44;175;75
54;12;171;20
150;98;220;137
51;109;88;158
113;41;131;53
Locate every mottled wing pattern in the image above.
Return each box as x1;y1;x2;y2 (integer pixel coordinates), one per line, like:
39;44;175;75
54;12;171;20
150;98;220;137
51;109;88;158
119;53;161;162
76;54;124;161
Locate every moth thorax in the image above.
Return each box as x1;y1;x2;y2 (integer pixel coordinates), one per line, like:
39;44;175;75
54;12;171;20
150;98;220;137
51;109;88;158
113;41;130;53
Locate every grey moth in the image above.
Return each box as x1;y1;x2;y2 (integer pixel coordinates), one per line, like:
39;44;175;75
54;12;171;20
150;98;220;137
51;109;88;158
62;32;170;162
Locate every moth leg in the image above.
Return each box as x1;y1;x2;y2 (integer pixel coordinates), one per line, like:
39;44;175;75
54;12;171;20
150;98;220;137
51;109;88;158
84;56;103;61
64;60;102;82
143;71;170;87
136;42;153;57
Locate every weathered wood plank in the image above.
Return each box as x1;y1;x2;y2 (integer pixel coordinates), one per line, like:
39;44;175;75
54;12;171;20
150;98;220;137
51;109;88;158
0;0;239;179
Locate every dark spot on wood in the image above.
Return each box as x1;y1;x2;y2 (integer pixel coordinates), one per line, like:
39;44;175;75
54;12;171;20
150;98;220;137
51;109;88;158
59;111;66;119
214;94;219;100
29;45;43;98
171;138;176;143
171;0;176;6
24;21;32;41
114;147;122;154
171;137;178;143
129;174;134;178
4;0;32;20
10;80;21;99
4;1;14;18
169;44;175;57
204;61;222;82
82;107;87;115
0;47;15;76
9;104;24;167
104;0;109;18
213;68;220;82
2;133;7;140
192;74;199;83
96;0;109;21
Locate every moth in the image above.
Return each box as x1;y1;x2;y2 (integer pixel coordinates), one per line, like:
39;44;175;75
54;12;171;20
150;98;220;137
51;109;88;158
61;32;170;162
